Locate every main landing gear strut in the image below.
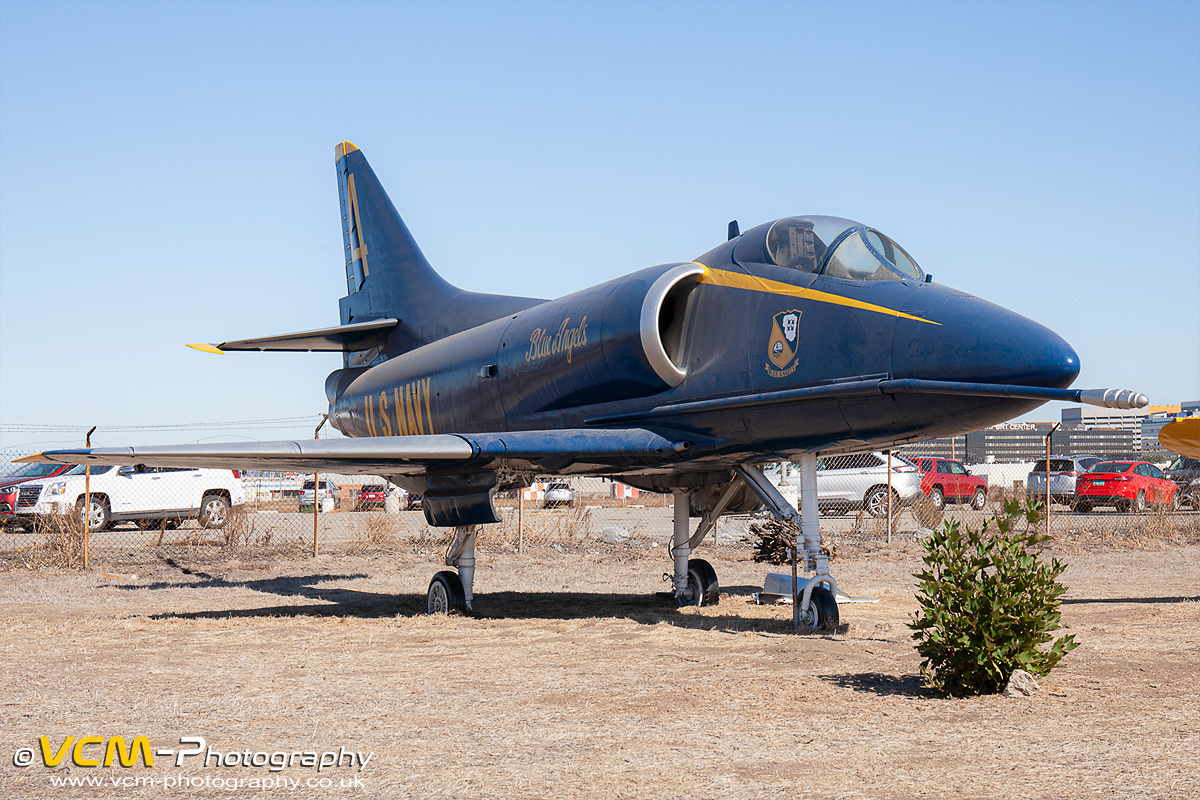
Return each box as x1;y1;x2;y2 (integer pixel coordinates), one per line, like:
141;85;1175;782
427;525;477;614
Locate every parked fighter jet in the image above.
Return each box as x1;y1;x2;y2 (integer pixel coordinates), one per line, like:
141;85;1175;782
24;142;1147;629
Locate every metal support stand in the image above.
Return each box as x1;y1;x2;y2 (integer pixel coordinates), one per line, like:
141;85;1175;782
445;525;478;610
671;489;691;599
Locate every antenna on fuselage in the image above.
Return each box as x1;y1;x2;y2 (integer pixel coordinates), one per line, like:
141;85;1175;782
728;220;740;240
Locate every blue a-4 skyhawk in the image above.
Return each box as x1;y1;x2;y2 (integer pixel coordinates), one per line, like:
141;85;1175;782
25;142;1147;629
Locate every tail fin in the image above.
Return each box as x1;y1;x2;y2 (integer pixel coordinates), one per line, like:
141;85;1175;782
334;142;540;364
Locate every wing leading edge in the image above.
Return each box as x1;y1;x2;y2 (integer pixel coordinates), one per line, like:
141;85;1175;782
17;428;685;476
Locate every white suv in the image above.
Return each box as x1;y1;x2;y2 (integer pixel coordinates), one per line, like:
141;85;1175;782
767;452;923;517
19;464;245;530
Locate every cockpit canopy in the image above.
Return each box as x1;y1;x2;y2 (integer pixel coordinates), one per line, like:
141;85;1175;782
734;215;924;282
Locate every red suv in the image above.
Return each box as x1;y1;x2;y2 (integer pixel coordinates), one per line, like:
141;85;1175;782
1;463;74;529
916;458;989;510
356;484;388;511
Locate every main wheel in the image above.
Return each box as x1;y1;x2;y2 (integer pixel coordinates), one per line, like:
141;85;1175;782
76;497;110;531
970;487;987;511
1132;490;1146;514
678;558;720;607
199;494;231;528
427;571;466;614
864;486;897;518
928;486;945;511
797;586;839;632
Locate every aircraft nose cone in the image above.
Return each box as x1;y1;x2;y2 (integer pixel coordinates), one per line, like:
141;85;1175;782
893;287;1080;388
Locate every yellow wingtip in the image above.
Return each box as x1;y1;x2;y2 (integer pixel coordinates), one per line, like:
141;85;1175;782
1159;416;1200;458
335;141;360;161
187;343;224;354
13;453;46;464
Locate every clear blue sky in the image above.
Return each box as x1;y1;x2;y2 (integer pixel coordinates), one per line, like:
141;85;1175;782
1;0;1197;451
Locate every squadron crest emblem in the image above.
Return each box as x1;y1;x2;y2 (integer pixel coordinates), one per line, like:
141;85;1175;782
766;309;802;377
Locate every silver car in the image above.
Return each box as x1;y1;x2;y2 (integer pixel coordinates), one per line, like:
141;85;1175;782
1026;456;1098;508
543;482;575;508
771;452;923;517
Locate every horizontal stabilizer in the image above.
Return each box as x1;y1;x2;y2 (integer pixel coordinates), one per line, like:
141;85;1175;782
187;318;398;353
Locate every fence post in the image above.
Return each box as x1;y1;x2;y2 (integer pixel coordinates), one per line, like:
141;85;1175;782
313;414;329;557
886;449;893;544
1045;422;1060;532
84;426;95;570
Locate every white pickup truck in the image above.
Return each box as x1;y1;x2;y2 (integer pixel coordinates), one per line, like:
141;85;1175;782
17;464;245;531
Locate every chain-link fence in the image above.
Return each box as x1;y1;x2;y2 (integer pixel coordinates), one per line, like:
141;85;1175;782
2;446;1196;571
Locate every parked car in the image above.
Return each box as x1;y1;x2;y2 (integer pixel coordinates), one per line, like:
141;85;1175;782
1026;457;1097;508
770;452;923;517
299;479;339;512
1164;455;1200;509
543;482;575;508
406;493;423;511
18;465;245;530
1074;461;1178;513
356;484;388;510
915;459;988;510
0;463;74;528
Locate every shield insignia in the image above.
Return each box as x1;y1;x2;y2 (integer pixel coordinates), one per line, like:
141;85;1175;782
768;310;801;369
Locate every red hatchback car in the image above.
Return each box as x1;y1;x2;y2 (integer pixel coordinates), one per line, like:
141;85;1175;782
916;458;989;510
1074;461;1177;513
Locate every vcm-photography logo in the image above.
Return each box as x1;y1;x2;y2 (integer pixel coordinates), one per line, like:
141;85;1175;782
13;736;373;773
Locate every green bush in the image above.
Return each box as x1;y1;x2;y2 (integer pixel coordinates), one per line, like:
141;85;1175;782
909;500;1078;697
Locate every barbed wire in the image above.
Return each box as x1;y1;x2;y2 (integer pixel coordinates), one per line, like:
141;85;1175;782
0;416;325;434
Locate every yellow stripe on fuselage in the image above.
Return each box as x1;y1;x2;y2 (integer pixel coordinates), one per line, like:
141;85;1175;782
695;265;940;326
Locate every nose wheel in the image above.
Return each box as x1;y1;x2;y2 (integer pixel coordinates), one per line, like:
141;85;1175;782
795;586;840;631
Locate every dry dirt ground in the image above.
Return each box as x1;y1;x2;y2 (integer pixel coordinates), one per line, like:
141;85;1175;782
0;538;1197;800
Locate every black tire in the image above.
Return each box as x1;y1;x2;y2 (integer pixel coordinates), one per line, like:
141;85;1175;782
1132;491;1146;514
427;571;466;614
76;496;110;531
928;486;945;511
1074;502;1093;513
679;558;720;607
970;487;987;511
864;486;897;518
797;586;840;632
199;494;231;529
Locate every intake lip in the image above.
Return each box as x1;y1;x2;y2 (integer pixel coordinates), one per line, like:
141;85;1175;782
640;263;705;386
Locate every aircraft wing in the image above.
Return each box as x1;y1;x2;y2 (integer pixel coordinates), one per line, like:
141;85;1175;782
16;428;684;475
1159;416;1200;458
